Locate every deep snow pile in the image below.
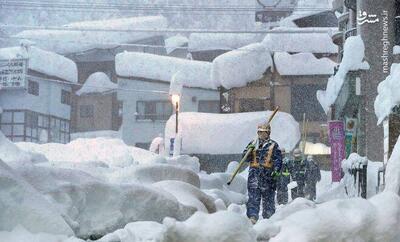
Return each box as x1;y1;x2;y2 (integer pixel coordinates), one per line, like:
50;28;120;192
212;43;272;89
274;52;336;76
15;16;168;55
165;111;300;154
70;130;121;140
188;33;264;52
374;63;400;124
6;134;246;239
16;138;135;167
0;45;78;83
0;131;47;166
97;211;256;242
317;35;370;113
165;34;188;54
0;226;83;242
14;164;195;238
76;72;117;95
116;52;216;89
0;160;74;236
262;31;337;54
317;153;382;202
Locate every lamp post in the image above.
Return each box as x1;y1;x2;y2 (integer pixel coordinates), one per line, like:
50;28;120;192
171;94;180;135
169;71;183;157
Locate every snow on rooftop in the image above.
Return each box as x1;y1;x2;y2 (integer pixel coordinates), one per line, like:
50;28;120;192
165;34;188;54
317;35;370;113
14;16;167;54
374;64;400;124
262;31;337;53
116;52;216;89
76;72;117;95
0;45;77;83
188;33;264;52
274;52;336;76
212;43;272;89
165;111;300;154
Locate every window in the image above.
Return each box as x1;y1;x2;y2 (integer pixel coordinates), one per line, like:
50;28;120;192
198;100;220;113
0;110;69;144
28;80;39;96
61;90;71;105
80;105;94;118
239;99;265;112
291;84;327;121
136;101;172;121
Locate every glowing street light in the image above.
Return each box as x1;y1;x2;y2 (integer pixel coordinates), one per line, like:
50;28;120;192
171;94;180;134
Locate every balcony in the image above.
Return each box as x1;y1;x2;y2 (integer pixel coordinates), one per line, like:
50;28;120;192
344;0;356;11
345;28;357;40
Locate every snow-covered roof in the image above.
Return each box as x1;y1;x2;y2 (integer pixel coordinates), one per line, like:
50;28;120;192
212;43;272;89
76;72;117;95
188;33;264;52
0;46;77;83
14;16;167;54
274;52;336;76
165;111;300;154
374;63;400;124
262;31;338;53
116;52;216;90
317;36;370;113
165;35;188;54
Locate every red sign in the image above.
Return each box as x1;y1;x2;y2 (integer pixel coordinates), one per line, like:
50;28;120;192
328;121;345;182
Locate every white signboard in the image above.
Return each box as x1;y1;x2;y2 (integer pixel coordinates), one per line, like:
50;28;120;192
0;59;28;89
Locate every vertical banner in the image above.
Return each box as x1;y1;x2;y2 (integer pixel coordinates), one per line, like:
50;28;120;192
329;121;345;182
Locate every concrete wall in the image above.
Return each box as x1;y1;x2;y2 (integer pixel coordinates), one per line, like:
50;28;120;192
118;77;220;146
0;75;72;120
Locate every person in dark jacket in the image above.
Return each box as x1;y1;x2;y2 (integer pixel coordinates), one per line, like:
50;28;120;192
277;147;291;205
243;124;282;224
289;148;307;199
305;155;321;201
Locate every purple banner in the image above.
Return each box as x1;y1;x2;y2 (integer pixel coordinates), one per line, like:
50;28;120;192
328;121;345;182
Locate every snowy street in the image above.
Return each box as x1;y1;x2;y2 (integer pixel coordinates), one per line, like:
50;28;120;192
2;0;400;241
1;130;400;242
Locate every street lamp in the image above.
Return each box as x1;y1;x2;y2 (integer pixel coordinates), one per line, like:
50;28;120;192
171;94;180;134
169;71;183;156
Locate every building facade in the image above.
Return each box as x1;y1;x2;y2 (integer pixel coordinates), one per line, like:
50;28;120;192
0;73;72;143
118;77;220;148
330;0;397;161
